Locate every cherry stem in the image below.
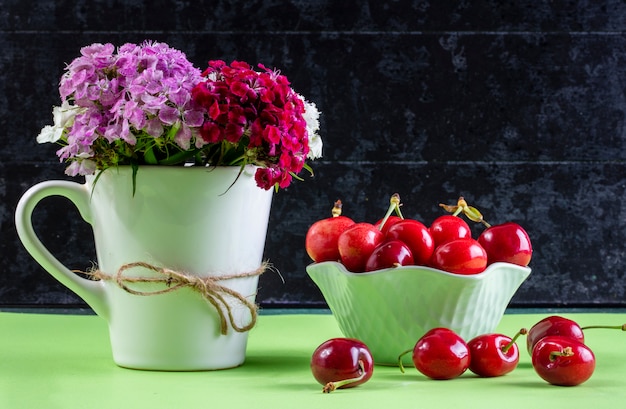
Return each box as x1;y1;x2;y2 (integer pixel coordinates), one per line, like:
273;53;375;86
501;328;528;353
397;348;413;373
378;193;404;231
322;360;366;393
331;200;343;217
550;346;574;362
581;324;626;331
439;196;492;228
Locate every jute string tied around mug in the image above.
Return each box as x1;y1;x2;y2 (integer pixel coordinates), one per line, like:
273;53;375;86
85;261;269;335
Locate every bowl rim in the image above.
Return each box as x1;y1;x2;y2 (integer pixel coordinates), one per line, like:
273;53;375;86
306;260;531;279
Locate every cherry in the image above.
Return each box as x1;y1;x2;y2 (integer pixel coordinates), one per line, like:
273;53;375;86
305;200;355;262
399;328;470;380
337;194;405;272
430;238;488;275
429;215;472;248
310;338;374;393
526;316;584;355
478;222;532;266
531;335;595;386
365;240;414;271
337;223;385;272
527;315;626;355
467;328;527;377
385;219;435;266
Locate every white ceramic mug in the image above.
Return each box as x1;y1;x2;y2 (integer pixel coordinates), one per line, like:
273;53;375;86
15;166;273;370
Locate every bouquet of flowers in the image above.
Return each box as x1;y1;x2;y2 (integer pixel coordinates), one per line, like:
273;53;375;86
37;41;322;190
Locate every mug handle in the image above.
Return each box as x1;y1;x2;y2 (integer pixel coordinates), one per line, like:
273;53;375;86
15;180;108;319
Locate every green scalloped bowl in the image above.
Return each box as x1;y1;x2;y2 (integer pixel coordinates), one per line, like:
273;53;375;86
306;261;531;366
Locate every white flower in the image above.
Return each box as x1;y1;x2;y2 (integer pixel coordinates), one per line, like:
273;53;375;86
36;125;60;144
37;101;83;144
308;132;323;160
303;99;322;159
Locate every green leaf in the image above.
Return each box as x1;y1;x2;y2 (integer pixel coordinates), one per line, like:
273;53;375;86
463;206;485;223
165;122;181;141
144;146;158;165
89;168;107;200
157;148;201;165
131;161;139;197
302;162;314;177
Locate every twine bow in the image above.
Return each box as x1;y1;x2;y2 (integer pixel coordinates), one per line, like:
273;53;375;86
86;261;269;335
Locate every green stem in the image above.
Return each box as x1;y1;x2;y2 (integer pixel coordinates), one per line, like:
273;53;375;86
378;193;403;231
394;201;404;219
501;328;528;354
322;360;366;393
439;197;491;227
550;346;574;362
397;348;413;373
581;324;626;331
165;121;181;141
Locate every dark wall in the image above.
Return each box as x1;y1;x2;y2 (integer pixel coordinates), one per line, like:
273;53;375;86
1;0;626;309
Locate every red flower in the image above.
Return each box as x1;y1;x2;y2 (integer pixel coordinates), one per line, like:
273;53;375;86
191;60;314;190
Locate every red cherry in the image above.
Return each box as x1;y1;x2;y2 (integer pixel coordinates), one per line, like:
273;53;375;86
478;222;532;266
531;336;595;386
338;223;385;272
526;315;626;355
385;219;435;265
430;238;488;275
400;328;470;380
306;218;355;263
526;316;585;355
311;338;374;393
305;200;355;262
467;328;527;377
429;215;472;248
365;240;414;271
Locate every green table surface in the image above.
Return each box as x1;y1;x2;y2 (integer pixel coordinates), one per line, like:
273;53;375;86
1;311;625;409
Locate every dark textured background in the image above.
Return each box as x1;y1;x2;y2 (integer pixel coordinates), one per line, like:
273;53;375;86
1;0;626;310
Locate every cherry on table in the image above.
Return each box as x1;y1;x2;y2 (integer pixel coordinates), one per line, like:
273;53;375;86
467;328;527;377
527;316;584;355
399;327;470;380
527;315;626;355
531;335;595;386
311;338;374;393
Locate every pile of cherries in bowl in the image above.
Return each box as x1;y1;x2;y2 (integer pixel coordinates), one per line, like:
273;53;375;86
305;195;532;275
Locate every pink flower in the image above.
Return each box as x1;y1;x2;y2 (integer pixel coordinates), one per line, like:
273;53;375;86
49;41;204;173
